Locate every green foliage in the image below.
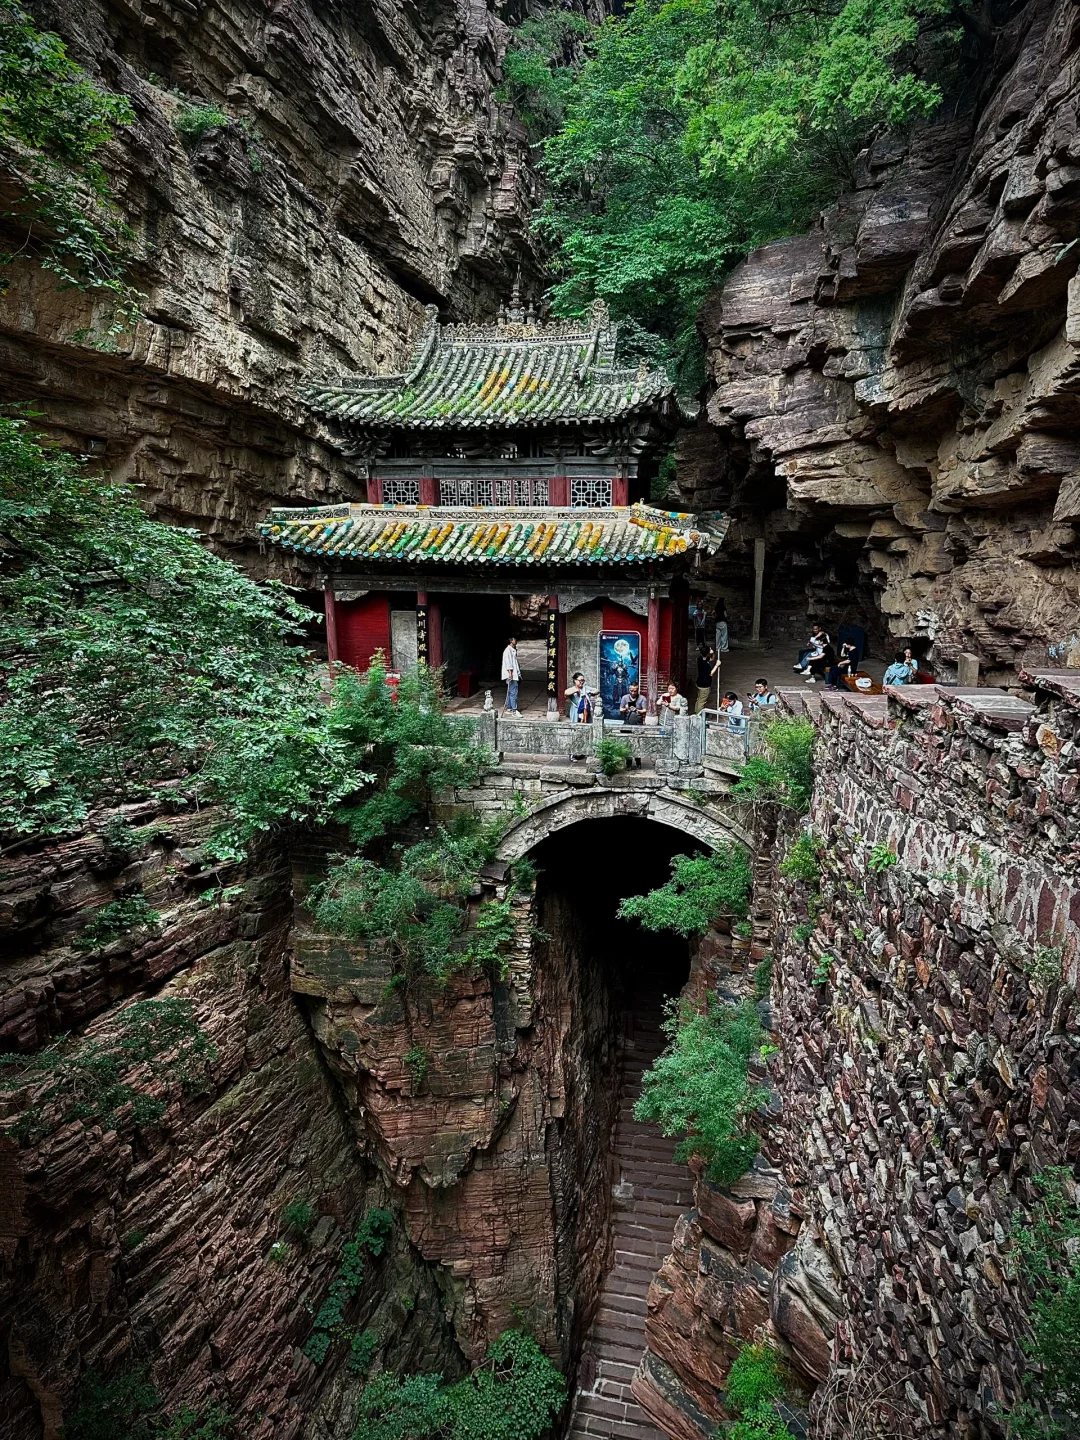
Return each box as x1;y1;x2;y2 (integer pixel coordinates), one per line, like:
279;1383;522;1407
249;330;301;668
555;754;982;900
595;735;632;775
74;895;160;952
525;0;963;383
733;719;816;812
326;660;491;848
812;954;832;987
175;103;229;143
0;418;373;848
0;997;215;1142
867;842;898;873
778;832;820;883
618;843;753;936
349;1328;380;1376
792;922;814;946
752;958;772;1000
311;816;519;982
497;12;595;140
404;1044;429;1089
351;1330;565;1440
1024;946;1063;991
281;1199;316;1236
63;1368;232;1440
268;1241;291;1264
121;1228;147;1251
1008;1168;1080;1439
734;919;753;939
634;997;766;1186
0;0;140;338
723;1342;794;1437
303;1208;393;1366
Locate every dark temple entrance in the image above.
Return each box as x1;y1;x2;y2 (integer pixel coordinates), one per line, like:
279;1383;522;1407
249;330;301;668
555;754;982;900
530;818;704;1440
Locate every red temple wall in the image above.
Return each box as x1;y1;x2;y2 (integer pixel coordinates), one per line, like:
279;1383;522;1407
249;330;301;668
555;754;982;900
600;600;677;695
337;593;391;671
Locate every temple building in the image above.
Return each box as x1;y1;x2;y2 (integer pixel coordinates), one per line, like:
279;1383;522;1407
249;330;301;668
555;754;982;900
261;300;726;716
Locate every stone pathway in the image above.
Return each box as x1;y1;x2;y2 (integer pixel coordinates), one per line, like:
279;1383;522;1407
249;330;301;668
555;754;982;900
567;1002;694;1440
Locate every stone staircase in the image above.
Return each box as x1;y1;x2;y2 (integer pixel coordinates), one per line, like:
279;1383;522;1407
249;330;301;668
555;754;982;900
567;1004;694;1440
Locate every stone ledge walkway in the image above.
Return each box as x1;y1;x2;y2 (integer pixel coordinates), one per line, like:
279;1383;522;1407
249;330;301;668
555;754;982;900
567;1005;694;1440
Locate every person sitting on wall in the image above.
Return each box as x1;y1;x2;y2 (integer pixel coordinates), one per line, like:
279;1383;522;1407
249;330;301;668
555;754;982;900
501;635;522;715
794;622;830;673
565;672;597;760
748;679;777;711
619;682;646;767
695;645;719;712
883;647;918;686
804;642;837;685
658;681;689;730
721;691;746;731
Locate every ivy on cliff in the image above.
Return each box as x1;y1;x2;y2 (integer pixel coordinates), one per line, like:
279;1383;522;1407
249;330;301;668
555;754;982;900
1007;1167;1080;1439
0;0;140;339
504;0;969;381
0;996;215;1142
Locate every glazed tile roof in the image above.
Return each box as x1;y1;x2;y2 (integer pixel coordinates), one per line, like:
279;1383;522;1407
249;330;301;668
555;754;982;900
305;300;693;430
260;502;728;567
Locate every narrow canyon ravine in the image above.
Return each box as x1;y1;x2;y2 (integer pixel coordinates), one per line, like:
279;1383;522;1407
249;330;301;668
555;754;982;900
567;987;690;1440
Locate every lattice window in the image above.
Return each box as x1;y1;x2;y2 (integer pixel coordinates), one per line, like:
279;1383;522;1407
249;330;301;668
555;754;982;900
439;479;512;506
571;478;612;508
382;479;420;505
513;478;549;505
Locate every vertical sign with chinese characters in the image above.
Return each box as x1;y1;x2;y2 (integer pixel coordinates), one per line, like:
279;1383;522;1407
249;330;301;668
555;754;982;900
547;606;558;697
416;604;429;667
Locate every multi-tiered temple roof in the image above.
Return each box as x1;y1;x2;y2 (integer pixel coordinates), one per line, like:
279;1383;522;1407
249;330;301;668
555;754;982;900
306;299;692;433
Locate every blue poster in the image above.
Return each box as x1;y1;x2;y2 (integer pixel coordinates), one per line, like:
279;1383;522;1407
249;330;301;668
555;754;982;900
599;631;640;716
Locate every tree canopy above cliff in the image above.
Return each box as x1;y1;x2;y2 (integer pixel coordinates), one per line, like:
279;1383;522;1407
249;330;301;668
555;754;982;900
507;0;968;382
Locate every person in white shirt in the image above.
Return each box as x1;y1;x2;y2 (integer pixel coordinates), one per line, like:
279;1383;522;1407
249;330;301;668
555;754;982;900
721;691;746;732
501;636;522;714
748;679;777;711
658;681;688;731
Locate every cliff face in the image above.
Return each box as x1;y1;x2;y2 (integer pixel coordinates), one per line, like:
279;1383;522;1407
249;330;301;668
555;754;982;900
683;0;1080;681
0;808;463;1440
3;0;539;574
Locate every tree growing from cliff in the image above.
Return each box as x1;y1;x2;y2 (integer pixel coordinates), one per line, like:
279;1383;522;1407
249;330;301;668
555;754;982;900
734;717;816;812
635;996;767;1185
0;0;140;339
618;843;753;934
505;0;969;381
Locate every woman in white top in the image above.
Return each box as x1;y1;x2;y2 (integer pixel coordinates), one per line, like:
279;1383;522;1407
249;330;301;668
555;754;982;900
658;681;688;731
501;636;522;714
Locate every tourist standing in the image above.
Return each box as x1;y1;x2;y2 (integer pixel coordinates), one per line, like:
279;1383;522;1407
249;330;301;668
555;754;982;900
619;682;646;767
883;649;918;686
658;681;688;731
501;636;522;714
565;672;597;759
690;600;707;648
714;599;729;654
695;646;718;712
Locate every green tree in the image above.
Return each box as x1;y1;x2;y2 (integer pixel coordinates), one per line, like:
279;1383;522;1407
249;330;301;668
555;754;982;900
0;416;373;847
733;718;816;812
512;0;967;381
635;996;766;1185
618;844;753;935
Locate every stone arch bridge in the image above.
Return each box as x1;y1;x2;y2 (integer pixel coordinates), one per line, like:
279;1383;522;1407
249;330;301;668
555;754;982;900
434;709;757;853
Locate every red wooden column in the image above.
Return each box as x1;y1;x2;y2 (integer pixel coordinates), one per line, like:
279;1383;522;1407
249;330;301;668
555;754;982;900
549;476;570;507
428;598;443;672
419;477;439;506
646;590;660;718
367;477;384;504
612;476;629;506
324;584;340;670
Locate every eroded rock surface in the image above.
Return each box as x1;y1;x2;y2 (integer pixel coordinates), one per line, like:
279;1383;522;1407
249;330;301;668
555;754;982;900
684;0;1080;679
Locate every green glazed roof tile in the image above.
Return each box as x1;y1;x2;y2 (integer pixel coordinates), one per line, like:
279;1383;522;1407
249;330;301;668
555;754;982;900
305;301;697;430
260;502;728;568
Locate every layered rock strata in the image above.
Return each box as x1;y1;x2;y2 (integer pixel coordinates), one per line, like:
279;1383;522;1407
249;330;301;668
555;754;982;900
684;0;1080;679
0;805;461;1440
2;0;541;574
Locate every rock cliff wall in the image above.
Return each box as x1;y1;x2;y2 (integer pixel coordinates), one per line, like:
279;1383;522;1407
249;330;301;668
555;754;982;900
0;806;462;1440
3;0;541;575
635;675;1080;1438
683;0;1080;680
